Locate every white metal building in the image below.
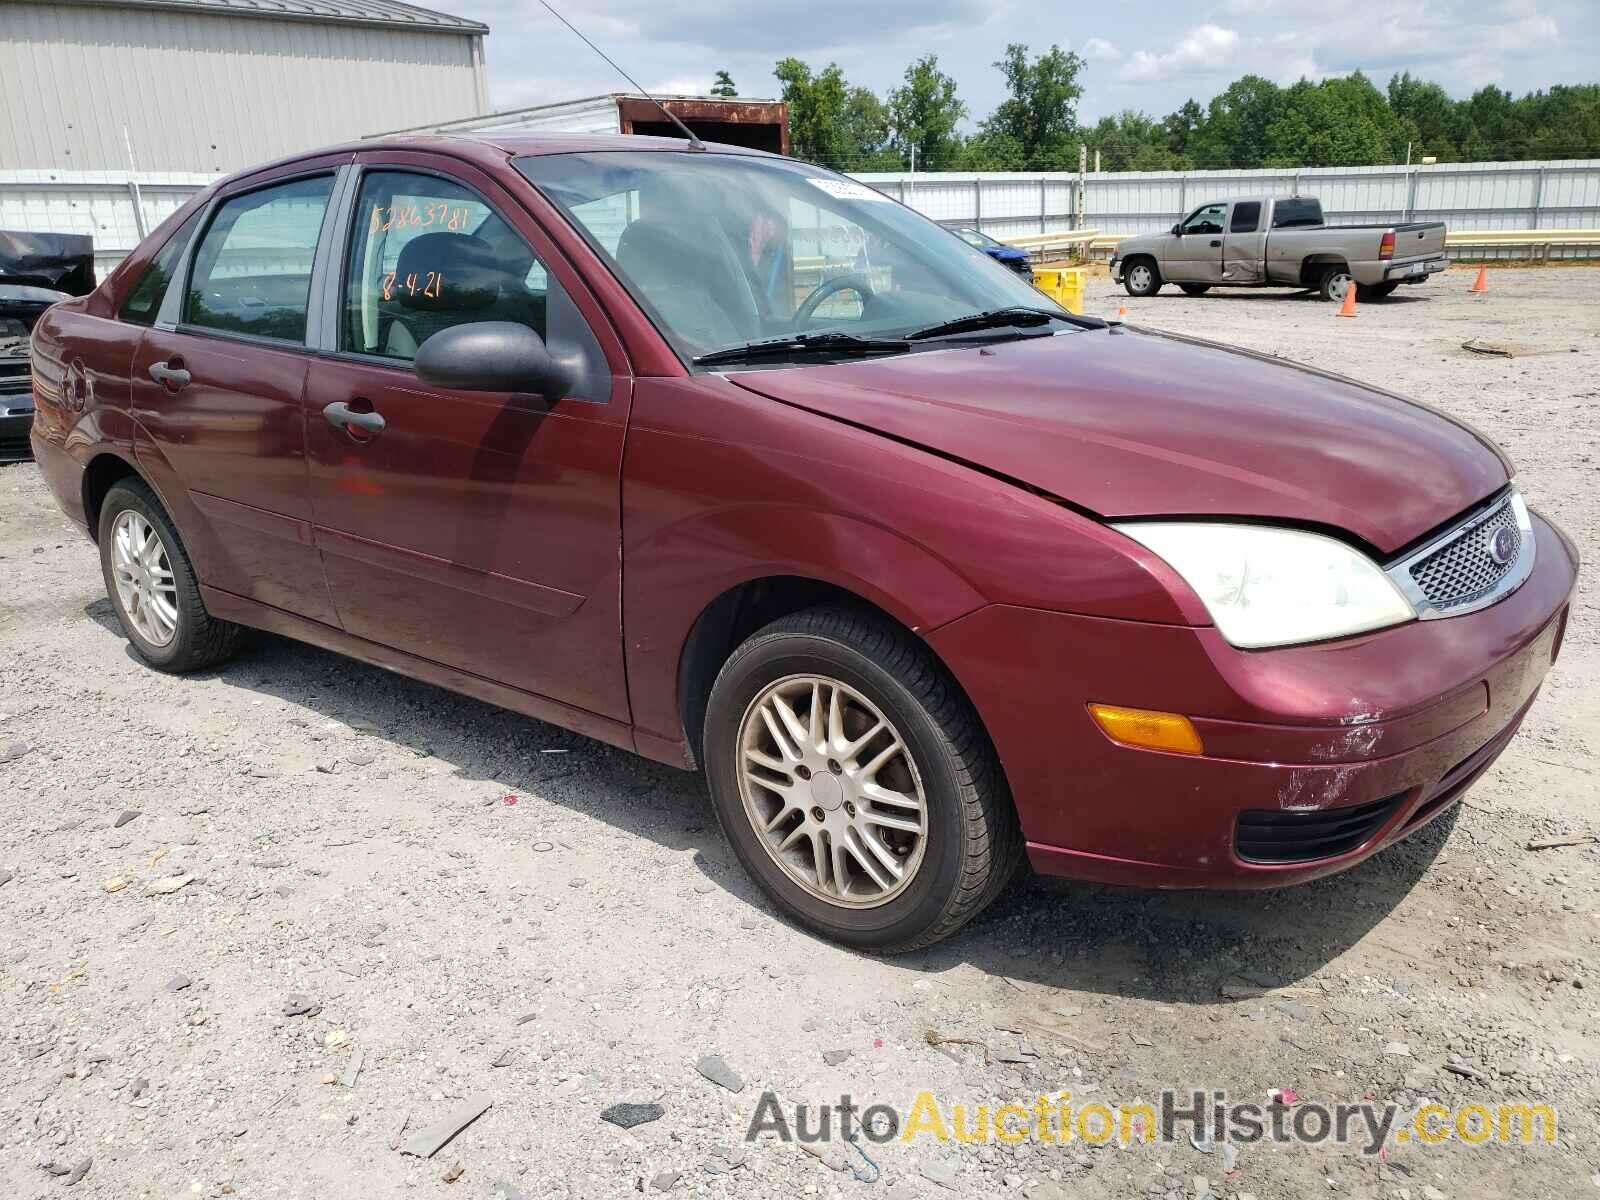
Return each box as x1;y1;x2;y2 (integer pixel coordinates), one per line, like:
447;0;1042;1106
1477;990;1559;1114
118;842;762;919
0;0;490;175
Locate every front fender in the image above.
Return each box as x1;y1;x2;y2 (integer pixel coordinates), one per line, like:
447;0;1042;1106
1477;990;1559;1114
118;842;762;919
623;503;988;754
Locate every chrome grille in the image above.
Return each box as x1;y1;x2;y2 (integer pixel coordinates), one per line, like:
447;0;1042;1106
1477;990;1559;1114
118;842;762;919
1409;499;1520;608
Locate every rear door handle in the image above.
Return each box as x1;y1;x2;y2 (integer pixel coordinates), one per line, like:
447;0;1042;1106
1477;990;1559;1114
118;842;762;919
323;401;386;436
148;361;190;390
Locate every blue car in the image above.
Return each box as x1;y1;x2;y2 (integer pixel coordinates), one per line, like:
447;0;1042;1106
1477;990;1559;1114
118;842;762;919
952;226;1034;281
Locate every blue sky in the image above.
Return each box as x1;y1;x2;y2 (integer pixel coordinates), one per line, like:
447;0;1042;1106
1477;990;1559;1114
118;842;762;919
442;0;1599;126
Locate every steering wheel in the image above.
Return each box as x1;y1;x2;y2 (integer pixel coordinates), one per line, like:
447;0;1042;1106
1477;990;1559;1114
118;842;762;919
794;272;876;327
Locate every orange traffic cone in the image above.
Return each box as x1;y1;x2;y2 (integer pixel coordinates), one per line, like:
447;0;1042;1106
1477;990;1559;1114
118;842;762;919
1470;265;1488;294
1116;303;1129;319
1336;281;1358;318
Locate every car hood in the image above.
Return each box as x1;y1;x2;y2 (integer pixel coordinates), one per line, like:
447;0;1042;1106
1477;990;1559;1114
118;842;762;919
726;326;1510;555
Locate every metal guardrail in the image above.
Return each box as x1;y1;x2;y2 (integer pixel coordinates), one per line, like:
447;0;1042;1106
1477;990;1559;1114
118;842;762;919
1003;229;1600;263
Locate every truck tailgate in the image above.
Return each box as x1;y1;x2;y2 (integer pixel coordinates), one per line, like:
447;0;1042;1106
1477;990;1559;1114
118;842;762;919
1390;223;1446;262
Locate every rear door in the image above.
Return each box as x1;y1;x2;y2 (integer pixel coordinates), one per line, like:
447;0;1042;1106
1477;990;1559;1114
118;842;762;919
300;152;633;725
1162;203;1227;282
129;166;343;624
1221;200;1266;284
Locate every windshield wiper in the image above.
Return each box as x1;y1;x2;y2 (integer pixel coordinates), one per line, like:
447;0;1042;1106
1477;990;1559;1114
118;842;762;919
693;330;911;366
905;305;1101;341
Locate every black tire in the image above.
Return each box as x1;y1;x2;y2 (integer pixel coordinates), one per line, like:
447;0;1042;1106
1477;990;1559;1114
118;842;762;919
703;605;1020;953
1178;283;1211;296
1317;266;1354;302
97;478;242;672
1122;257;1161;297
1358;281;1400;301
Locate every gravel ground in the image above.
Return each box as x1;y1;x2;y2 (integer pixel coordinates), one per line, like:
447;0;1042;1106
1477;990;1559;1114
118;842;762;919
1;265;1596;1200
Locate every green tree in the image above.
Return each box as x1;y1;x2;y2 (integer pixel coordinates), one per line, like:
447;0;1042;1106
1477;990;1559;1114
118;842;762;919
1386;71;1462;160
886;54;967;169
710;70;737;98
773;58;893;168
1264;72;1405;166
1161;99;1204;165
1089;111;1184;171
1189;75;1283;168
972;43;1086;169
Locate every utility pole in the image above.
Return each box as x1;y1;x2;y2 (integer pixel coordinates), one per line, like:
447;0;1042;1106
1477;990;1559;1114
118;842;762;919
909;144;916;174
1093;148;1100;174
1075;143;1087;229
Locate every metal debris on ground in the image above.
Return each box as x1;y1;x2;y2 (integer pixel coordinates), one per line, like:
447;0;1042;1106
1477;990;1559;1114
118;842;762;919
1526;834;1597;850
340;1048;366;1087
399;1095;493;1158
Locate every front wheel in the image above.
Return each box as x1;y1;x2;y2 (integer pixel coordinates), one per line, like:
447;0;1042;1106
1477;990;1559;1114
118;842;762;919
703;606;1020;953
98;478;242;672
1122;258;1161;297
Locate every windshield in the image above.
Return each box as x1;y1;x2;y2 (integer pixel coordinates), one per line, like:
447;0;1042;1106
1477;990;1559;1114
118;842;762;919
514;151;1061;363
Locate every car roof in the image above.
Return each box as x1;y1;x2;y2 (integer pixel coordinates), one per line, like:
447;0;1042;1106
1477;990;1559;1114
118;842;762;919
224;132;781;191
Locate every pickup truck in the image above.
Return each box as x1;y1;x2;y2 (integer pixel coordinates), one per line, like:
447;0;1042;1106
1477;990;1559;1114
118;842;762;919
1110;196;1447;302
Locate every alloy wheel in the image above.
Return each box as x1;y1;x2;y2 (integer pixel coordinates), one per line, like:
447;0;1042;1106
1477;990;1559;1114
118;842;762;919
1327;271;1353;301
1129;264;1153;292
736;674;929;908
111;509;179;647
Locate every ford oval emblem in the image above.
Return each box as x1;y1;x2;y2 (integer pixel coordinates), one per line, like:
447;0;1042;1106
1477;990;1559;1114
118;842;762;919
1488;525;1518;566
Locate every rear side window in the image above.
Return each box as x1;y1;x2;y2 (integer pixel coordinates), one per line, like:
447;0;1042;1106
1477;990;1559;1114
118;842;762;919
119;211;202;326
184;176;334;343
1229;201;1261;234
1271;198;1323;229
341;170;549;361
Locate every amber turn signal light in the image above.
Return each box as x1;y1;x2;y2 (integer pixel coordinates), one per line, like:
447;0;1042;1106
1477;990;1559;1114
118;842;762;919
1087;704;1205;756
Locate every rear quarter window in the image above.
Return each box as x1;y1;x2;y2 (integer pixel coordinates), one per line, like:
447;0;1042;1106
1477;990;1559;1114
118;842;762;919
119;211;203;326
1271;198;1324;229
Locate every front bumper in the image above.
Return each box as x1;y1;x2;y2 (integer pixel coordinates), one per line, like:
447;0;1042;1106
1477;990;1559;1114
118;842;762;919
928;510;1579;888
1109;258;1123;284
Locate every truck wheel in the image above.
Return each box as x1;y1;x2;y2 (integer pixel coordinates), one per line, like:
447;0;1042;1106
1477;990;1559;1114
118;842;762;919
1178;284;1211;296
98;478;243;672
702;605;1021;954
1358;282;1400;301
1123;258;1161;297
1318;268;1354;303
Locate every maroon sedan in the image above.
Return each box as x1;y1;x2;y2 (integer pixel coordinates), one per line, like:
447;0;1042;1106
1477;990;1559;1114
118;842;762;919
29;134;1577;952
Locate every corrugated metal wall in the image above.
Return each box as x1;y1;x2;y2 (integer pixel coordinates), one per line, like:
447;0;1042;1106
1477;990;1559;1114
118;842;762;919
857;160;1600;250
0;2;486;174
6;158;1600;277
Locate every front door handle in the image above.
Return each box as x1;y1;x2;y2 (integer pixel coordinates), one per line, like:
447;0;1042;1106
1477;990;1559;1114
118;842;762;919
323;401;386;437
1209;239;1222;248
148;360;191;390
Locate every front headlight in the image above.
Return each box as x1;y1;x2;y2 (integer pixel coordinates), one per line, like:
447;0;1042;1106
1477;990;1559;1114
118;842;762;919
1114;522;1416;648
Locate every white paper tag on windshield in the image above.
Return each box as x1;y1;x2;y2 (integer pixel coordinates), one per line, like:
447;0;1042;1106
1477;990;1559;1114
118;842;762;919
807;178;891;203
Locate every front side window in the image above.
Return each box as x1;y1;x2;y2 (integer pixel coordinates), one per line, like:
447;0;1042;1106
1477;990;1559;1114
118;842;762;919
516;152;1058;361
185;176;332;342
1229;201;1262;234
1182;204;1227;235
342;171;548;361
121;210;203;326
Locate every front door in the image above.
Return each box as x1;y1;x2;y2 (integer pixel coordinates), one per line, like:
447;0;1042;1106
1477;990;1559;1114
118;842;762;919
1163;203;1227;283
129;172;340;625
302;158;632;724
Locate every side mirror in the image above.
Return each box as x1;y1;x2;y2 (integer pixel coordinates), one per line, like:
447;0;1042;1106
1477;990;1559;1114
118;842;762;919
414;321;572;401
1171;223;1182;235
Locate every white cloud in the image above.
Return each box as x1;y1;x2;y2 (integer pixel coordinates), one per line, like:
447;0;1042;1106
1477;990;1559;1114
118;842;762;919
1082;37;1123;62
1117;24;1240;82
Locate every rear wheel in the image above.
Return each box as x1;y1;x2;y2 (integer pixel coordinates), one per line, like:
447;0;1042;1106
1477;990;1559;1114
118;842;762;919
1178;283;1211;296
1358;281;1400;300
98;479;242;672
1318;267;1354;303
1123;258;1161;297
703;606;1020;953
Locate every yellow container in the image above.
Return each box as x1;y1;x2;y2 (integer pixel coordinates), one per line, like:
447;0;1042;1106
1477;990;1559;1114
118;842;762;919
1033;266;1086;315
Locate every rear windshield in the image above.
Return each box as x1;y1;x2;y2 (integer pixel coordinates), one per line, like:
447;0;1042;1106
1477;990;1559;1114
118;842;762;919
1271;198;1323;229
